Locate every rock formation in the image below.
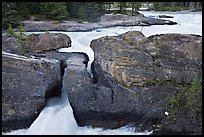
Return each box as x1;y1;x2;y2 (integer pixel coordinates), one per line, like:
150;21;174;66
2;52;61;131
2;31;202;135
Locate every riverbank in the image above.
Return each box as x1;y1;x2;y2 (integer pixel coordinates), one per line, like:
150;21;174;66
2;11;202;135
21;13;177;32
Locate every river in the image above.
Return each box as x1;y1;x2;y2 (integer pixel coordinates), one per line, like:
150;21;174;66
3;10;202;135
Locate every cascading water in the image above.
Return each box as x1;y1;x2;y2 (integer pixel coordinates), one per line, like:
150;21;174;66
3;11;201;135
26;89;77;135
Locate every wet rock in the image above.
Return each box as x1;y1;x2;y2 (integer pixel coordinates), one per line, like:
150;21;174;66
2;33;72;55
24;33;71;53
63;53;180;131
91;32;202;87
22;21;58;32
99;14;177;28
2;52;61;132
159;15;174;18
37;51;90;76
90;32;154;87
2;35;24;54
22;14;177;32
62;53;138;128
89;31;202;134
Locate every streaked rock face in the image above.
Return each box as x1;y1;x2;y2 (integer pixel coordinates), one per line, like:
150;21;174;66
2;33;71;54
24;33;71;53
2;30;202;135
2;52;61;132
2;32;73;132
89;31;202;134
91;32;202;87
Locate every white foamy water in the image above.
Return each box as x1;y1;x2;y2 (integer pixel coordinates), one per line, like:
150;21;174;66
3;11;201;135
3;90;152;135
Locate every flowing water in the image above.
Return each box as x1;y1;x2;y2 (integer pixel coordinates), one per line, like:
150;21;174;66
3;11;202;135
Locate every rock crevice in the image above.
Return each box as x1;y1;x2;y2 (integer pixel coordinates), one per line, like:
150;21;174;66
87;31;202;134
2;31;202;135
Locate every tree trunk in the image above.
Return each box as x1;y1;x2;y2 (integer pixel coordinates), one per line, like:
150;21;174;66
184;2;189;7
189;2;196;11
131;3;135;16
196;2;200;11
108;3;111;12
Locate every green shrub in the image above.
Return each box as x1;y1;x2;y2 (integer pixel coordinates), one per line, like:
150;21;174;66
186;77;202;117
7;22;27;45
17;21;27;40
7;24;16;36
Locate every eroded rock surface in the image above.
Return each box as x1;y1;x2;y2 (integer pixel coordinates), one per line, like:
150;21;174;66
2;31;202;135
91;32;202;87
81;31;202;134
2;52;61;132
2;33;71;54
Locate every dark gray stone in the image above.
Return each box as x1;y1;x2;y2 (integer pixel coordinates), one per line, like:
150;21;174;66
88;31;202;134
21;14;177;32
2;52;61;132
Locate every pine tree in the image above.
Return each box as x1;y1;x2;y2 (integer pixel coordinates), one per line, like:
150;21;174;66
39;2;68;20
2;2;18;29
78;2;105;22
7;24;16;36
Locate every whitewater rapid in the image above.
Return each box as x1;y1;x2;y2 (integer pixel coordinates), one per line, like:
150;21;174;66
3;11;201;135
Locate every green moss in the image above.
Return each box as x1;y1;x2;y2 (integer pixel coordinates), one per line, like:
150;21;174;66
168;92;182;120
16;50;31;58
119;80;132;88
189;78;201;95
186;77;202;118
144;79;177;86
152;38;159;48
169;93;181;109
167;77;202;121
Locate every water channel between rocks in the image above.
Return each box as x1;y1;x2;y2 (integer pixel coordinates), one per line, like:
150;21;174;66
3;11;202;135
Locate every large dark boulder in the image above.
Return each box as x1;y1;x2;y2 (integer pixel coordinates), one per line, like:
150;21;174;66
2;32;71;132
2;52;62;132
99;14;177;27
24;32;71;53
2;33;71;55
62;53;137;129
62;52;180;132
85;31;201;134
91;32;202;87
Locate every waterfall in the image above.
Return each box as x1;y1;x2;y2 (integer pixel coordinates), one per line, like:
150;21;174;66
27;90;78;135
3;11;201;135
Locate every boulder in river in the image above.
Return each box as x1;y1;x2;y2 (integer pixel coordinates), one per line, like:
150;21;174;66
24;32;71;53
2;33;71;55
158;15;174;18
2;52;62;132
65;31;202;135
